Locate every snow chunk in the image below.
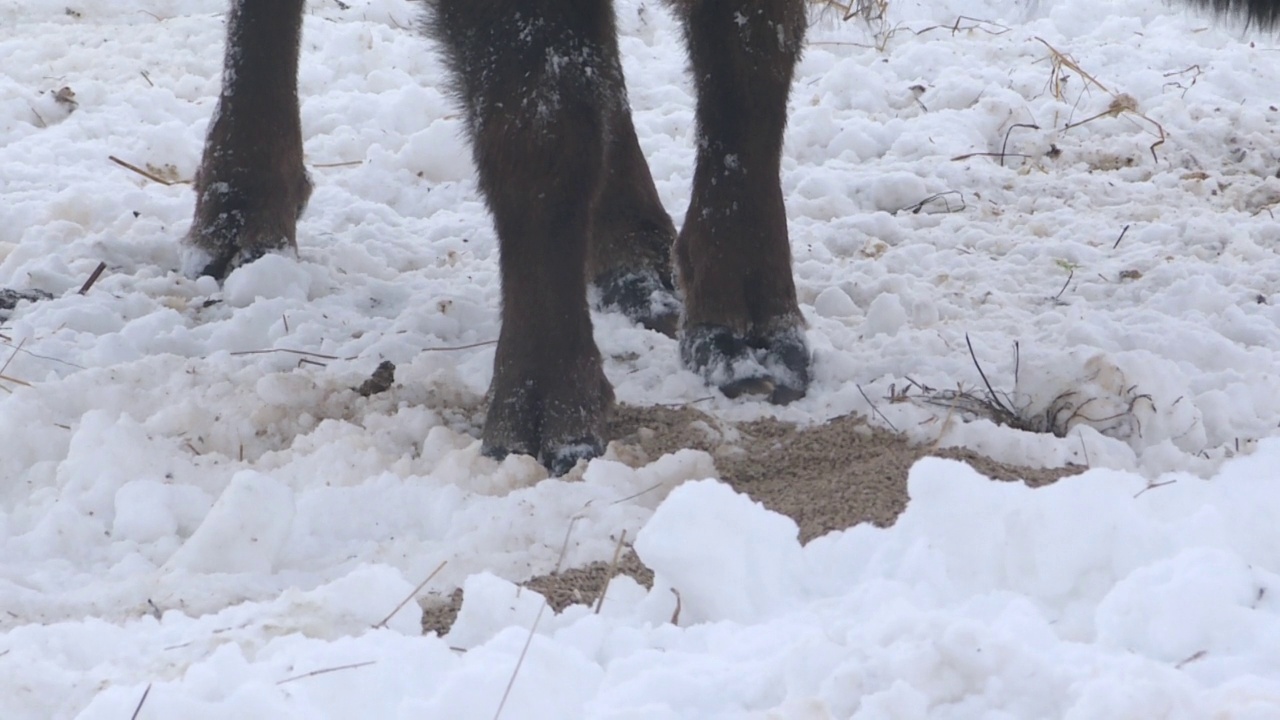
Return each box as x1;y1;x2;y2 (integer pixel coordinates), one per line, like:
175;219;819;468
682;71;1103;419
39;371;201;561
164;471;295;574
863;292;908;336
222;254;312;307
814;286;857;318
446;572;546;649
634;479;803;625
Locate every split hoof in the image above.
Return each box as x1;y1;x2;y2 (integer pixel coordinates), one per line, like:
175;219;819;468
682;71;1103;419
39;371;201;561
481;366;613;476
681;323;810;405
595;268;681;337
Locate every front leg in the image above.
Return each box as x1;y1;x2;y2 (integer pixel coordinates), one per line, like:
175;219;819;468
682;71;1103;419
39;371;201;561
669;0;812;404
429;0;620;474
182;0;313;279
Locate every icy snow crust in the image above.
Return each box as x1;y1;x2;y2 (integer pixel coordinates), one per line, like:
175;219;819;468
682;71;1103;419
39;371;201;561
2;0;1280;716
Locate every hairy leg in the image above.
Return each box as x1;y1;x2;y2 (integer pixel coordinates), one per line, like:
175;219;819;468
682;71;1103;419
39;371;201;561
587;74;681;336
428;0;619;474
668;0;811;403
183;0;312;279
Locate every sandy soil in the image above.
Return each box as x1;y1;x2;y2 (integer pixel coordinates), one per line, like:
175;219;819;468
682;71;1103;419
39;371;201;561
422;404;1080;635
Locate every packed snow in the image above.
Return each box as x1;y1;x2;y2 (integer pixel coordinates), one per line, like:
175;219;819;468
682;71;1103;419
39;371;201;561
2;0;1280;717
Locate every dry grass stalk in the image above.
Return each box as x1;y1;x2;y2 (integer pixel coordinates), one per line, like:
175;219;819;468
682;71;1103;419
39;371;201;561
1036;37;1166;161
593;530;629;615
108;155;187;185
276;660;377;685
374;560;447;629
130;683;152;720
917;336;1152;439
78;261;107;295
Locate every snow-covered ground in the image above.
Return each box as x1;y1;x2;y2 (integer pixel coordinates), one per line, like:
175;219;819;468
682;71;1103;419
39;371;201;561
2;0;1279;716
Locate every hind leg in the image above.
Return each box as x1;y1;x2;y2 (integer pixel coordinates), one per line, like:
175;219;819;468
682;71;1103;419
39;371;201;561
587;80;681;336
429;0;619;474
668;0;811;403
182;0;313;279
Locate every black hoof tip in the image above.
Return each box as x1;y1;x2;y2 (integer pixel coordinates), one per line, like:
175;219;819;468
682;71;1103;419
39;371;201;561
681;323;811;405
720;376;775;400
545;439;603;477
480;439;601;477
596;269;682;338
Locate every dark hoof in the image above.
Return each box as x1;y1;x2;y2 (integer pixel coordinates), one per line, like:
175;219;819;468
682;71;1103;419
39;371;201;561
180;238;282;281
182;167;312;281
681;323;811;405
482;435;605;477
545;439;605;476
595;268;682;337
481;372;612;476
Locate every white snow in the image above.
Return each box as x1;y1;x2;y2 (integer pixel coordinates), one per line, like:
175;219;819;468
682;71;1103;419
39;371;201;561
2;0;1280;717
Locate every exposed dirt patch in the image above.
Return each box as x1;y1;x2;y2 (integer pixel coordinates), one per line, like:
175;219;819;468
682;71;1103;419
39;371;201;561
421;404;1082;636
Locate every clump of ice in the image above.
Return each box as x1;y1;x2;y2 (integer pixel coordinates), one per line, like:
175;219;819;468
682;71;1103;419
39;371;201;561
163;470;295;574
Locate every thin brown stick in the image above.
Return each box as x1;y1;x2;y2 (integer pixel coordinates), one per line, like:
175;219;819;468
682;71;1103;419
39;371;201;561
130;684;152;720
1112;224;1130;250
606;481;667;507
656;395;716;408
0;337;25;378
1076;428;1092;468
1134;479;1177;498
1053;266;1075;301
78;261;107;295
374;561;448;629
492;602;546;720
276;660;377;685
999;123;1040;167
857;383;899;432
497;504;588;719
1035;37;1111;95
108;155;176;185
964;334;1012;415
229;348;343;360
952;151;1035;162
594;530;628;615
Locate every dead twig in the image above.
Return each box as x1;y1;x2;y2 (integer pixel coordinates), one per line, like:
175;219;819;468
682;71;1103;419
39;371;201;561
593;530;629;615
78;261;107;295
374;560;447;629
896;191;966;215
276;660;377;685
130;683;152;720
857;383;899;432
1036;37;1110;99
965;334;1011;416
1054;265;1075;301
109;155;182;185
229;348;344;360
493;602;546;720
1112;224;1130;250
1134;479;1177;499
0;337;30;389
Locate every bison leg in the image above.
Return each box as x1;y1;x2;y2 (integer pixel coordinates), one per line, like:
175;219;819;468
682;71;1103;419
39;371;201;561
668;0;811;404
182;0;313;279
429;0;619;474
587;83;681;336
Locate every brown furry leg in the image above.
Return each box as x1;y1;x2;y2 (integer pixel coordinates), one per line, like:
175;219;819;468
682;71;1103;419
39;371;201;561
428;0;619;474
667;0;811;404
588;81;681;337
182;0;312;279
